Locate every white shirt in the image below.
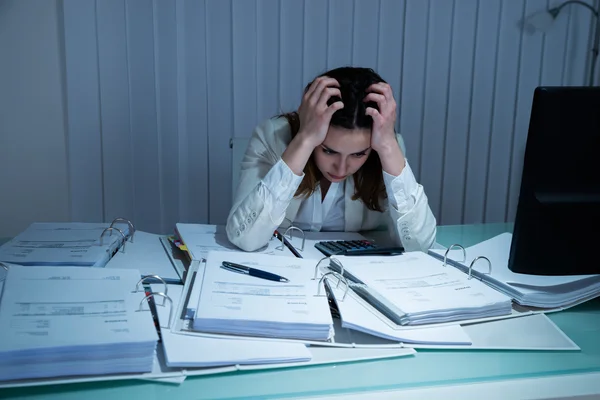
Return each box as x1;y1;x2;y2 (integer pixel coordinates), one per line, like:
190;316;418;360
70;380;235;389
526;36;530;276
261;159;419;231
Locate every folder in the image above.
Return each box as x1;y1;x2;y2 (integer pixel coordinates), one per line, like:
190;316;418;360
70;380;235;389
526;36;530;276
174;223;296;269
325;274;579;350
105;231;186;284
0;219;134;268
428;233;600;309
0;265;158;383
327;252;514;326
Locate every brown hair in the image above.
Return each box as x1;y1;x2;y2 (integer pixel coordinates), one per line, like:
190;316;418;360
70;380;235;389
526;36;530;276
281;67;388;212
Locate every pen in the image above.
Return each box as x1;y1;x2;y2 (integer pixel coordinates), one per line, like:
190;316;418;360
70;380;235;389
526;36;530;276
221;261;290;283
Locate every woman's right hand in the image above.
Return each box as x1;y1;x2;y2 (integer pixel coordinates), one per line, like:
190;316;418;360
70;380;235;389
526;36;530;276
296;76;344;148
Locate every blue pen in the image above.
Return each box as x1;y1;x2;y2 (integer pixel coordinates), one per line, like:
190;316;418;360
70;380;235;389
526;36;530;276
221;261;290;283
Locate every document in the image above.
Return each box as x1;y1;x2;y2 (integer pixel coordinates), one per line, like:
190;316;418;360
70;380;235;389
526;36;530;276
0;222;131;267
192;251;333;341
105;231;185;284
0;266;158;382
331;252;513;325
175;223;295;260
429;233;600;308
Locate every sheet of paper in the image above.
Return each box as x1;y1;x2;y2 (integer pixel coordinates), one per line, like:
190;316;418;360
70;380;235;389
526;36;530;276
105;231;184;284
175;223;295;260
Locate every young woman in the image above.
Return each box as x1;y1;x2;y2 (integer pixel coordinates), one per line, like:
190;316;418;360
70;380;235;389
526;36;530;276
226;67;436;252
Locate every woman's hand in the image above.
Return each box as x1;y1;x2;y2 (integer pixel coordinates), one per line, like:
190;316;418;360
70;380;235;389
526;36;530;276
364;83;406;175
296;76;344;148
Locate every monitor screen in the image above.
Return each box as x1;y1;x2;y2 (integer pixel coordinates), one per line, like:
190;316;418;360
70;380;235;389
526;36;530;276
508;86;600;276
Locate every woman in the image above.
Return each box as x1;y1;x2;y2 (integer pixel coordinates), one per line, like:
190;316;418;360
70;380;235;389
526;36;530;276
226;67;436;252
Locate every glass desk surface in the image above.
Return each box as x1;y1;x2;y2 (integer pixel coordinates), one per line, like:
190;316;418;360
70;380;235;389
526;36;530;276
2;223;600;400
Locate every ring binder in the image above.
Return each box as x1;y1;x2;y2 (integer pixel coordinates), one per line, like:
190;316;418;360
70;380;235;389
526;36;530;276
100;227;127;253
138;292;173;329
135;275;168;305
468;256;492;279
110;217;135;243
312;256;331;280
276;225;306;253
443;244;466;267
317;271;349;300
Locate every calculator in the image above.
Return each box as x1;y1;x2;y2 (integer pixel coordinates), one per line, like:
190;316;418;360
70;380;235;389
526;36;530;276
314;240;404;257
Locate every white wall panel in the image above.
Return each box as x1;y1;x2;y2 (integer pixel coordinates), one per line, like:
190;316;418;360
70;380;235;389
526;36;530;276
62;0;598;233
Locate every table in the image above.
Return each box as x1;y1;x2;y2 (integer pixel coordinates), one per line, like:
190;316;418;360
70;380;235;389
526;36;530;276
2;224;600;400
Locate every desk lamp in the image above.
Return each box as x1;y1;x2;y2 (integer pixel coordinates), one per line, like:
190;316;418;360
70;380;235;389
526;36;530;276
522;0;600;86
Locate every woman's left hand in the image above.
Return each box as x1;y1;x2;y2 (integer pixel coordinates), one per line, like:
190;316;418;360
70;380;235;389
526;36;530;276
364;82;399;154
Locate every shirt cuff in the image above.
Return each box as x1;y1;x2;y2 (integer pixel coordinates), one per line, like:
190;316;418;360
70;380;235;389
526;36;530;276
383;160;418;211
262;159;304;216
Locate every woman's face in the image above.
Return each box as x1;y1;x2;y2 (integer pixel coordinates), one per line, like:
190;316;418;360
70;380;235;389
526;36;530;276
313;126;372;183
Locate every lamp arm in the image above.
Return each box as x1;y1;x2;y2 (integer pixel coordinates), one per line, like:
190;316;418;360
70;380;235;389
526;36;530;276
552;0;599;17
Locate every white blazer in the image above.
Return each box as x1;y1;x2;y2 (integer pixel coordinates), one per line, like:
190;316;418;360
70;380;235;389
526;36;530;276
226;117;437;252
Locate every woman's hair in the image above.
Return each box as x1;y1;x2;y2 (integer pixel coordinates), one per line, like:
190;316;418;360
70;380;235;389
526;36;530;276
281;66;388;212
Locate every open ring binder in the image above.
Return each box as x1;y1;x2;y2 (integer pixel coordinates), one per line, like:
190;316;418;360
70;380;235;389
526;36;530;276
468;256;492;279
276;225;306;252
312;256;331;280
110;217;135;243
135;275;168;304
99;227;127;253
137;292;173;329
443;244;466;267
317;271;350;300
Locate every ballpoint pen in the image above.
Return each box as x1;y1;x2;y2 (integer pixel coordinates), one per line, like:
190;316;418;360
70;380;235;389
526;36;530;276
220;261;290;283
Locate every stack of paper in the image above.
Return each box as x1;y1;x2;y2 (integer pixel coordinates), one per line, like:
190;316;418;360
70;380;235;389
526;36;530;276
330;252;513;325
0;222;132;267
192;251;334;341
429;233;600;309
0;266;158;382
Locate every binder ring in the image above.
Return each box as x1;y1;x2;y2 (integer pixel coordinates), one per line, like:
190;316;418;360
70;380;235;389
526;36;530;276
134;275;168;303
443;244;466;267
312;256;330;280
138;292;172;329
277;225;306;252
317;271;350;301
99;227;127;253
331;258;346;278
0;262;8;271
468;256;492;279
110;217;135;243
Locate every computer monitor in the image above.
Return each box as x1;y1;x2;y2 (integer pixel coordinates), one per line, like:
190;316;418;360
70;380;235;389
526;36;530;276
508;86;600;276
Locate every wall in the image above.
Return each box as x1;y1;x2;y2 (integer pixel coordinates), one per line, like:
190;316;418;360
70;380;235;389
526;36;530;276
1;0;597;237
0;0;69;238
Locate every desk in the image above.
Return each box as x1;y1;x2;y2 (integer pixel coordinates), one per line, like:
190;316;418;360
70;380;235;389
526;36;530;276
2;224;600;400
